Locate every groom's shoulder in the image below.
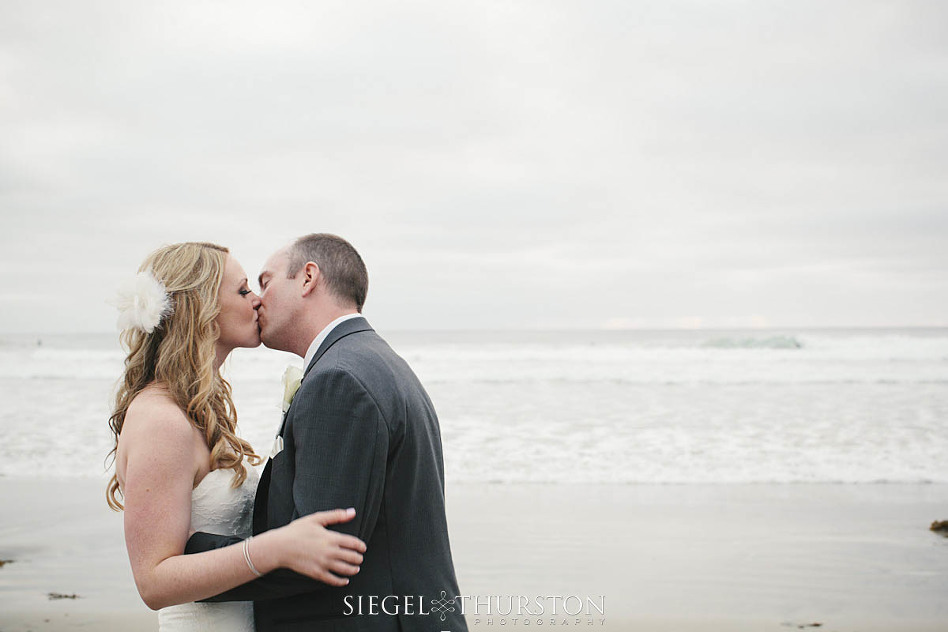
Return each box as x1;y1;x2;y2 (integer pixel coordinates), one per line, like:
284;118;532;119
324;327;394;362
312;330;412;384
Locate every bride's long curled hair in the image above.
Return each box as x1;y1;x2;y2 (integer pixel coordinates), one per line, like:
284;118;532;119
106;242;260;511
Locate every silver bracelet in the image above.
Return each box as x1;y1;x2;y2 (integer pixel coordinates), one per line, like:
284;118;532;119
243;536;263;578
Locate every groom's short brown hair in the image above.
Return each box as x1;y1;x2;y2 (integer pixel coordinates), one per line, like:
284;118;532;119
287;233;368;311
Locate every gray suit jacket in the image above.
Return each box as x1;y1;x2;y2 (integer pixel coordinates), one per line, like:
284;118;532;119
186;317;468;632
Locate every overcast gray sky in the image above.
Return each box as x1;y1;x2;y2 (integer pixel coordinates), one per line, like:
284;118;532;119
2;0;946;332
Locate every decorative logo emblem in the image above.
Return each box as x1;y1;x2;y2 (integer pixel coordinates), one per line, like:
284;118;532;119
430;590;457;622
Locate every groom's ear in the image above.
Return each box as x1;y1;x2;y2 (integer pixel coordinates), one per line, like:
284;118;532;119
300;262;321;297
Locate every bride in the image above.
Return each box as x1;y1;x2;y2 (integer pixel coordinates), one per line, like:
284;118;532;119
106;242;366;631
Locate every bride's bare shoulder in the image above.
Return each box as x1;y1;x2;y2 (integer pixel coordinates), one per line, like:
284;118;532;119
123;384;193;439
116;384;204;488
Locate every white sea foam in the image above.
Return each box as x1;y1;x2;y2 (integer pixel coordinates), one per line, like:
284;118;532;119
1;329;946;483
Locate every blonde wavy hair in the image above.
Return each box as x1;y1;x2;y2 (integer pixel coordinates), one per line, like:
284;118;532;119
107;242;260;511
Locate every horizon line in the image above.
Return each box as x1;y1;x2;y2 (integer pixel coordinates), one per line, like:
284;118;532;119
3;324;948;337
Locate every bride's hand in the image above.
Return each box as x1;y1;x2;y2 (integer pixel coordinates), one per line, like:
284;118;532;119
267;508;366;586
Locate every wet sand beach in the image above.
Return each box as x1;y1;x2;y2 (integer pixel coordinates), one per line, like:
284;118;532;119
1;478;947;631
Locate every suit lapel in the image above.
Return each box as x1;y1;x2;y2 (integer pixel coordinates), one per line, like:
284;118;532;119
275;316;373;438
303;316;373;377
263;317;372;529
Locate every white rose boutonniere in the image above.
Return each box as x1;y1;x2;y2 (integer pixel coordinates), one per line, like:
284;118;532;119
282;366;304;413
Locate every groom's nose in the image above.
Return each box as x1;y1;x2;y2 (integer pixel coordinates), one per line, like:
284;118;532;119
251;294;262;309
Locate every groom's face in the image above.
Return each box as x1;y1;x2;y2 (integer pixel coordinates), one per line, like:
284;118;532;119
257;248;302;352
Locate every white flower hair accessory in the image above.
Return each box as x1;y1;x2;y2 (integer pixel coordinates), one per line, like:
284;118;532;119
113;271;174;334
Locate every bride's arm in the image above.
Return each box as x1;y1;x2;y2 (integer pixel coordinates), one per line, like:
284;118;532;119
120;401;364;611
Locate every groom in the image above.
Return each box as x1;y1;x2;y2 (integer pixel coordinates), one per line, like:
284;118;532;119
187;234;468;632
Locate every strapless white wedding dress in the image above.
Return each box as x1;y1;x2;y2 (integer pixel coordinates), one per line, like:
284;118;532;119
158;467;258;632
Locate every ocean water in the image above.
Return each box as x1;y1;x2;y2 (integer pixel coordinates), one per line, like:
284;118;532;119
0;328;946;484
